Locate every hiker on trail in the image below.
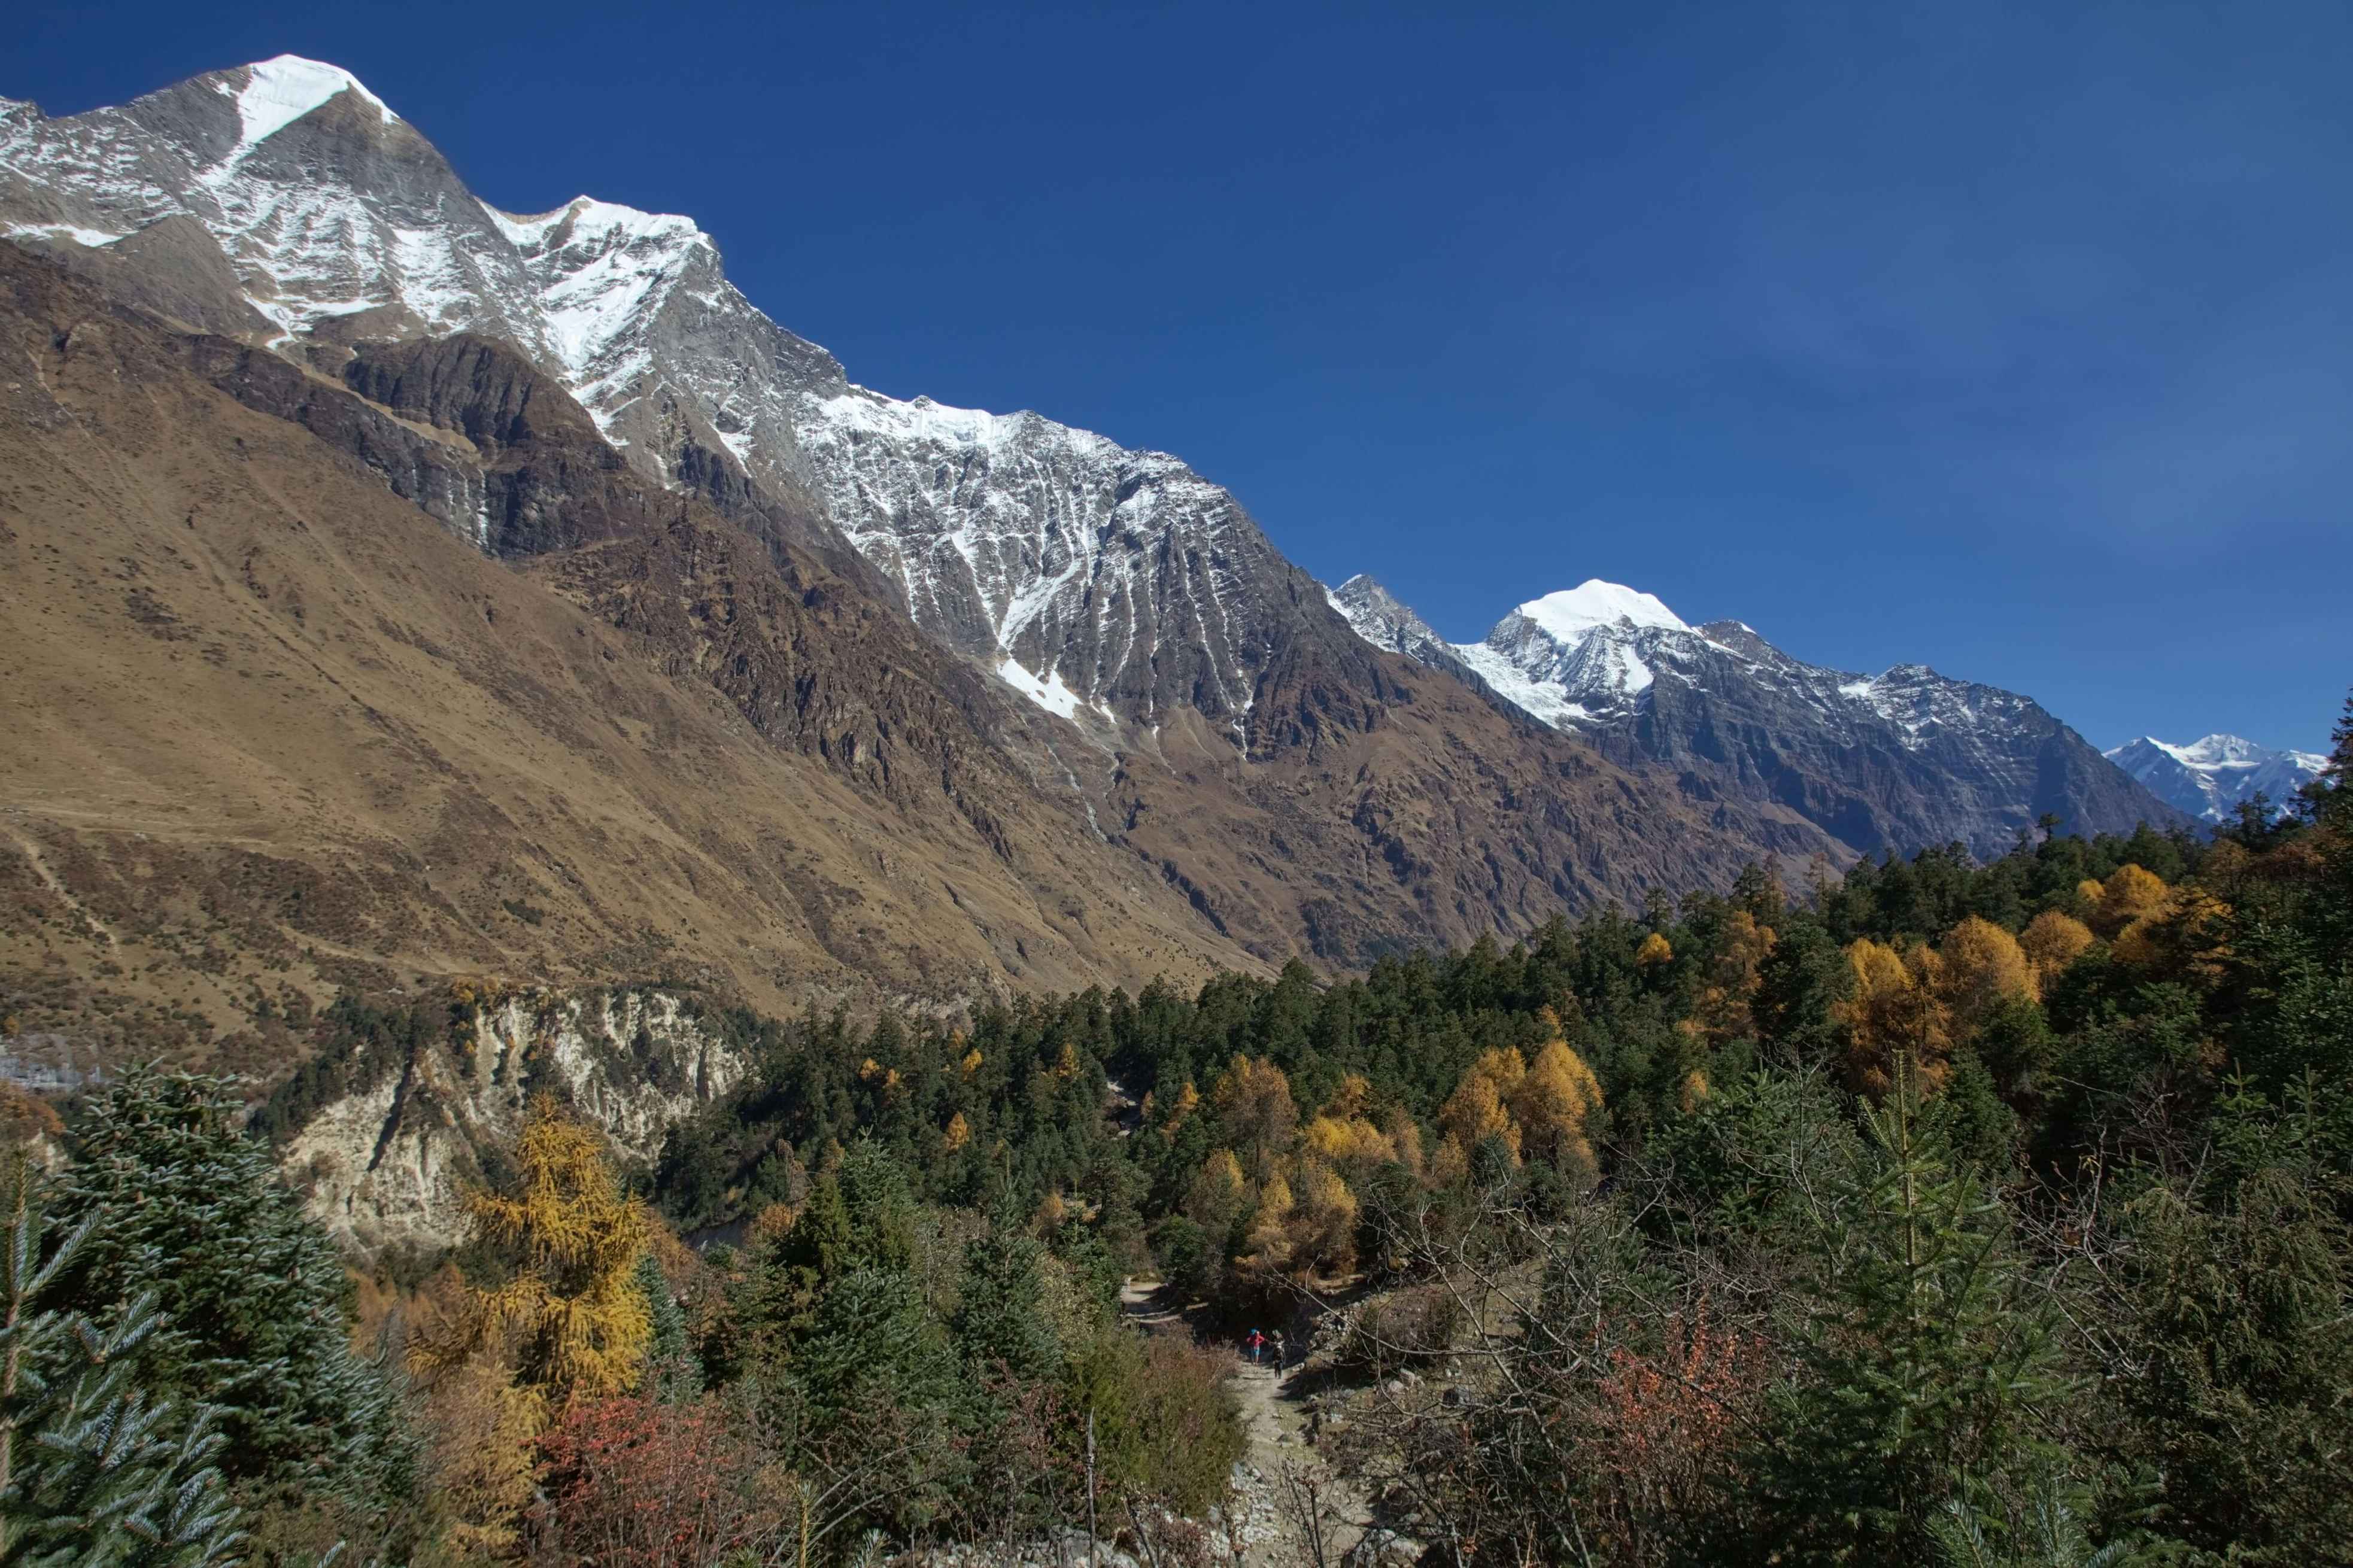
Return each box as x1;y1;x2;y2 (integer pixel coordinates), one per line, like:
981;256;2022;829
1245;1327;1267;1366
1272;1329;1289;1371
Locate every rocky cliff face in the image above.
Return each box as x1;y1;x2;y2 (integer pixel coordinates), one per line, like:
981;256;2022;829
1334;578;2190;859
0;56;1356;731
281;989;740;1250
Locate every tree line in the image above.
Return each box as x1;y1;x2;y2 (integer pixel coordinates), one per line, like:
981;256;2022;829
5;695;2345;1564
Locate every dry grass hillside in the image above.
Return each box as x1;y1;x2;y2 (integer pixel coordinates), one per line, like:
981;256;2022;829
0;248;1246;1079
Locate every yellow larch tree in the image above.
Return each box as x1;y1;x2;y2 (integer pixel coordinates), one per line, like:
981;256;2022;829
1934;916;2039;1038
417;1327;539;1556
1283;1159;1360;1278
1325;1072;1375;1123
1836;939;1953;1100
1437;1049;1525;1173
1210;1055;1299;1178
1636;931;1675;970
1159;1078;1201;1140
411;1095;652;1414
1303;1110;1392;1167
1383;1110;1426;1177
1680;910;1777;1046
2087;864;2169;937
2112;886;2234;987
1183;1147;1250;1233
1511;1038;1606;1177
1240;1171;1297;1277
2018;910;2096;990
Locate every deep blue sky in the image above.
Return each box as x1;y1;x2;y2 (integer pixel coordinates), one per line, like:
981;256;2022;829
9;1;2348;750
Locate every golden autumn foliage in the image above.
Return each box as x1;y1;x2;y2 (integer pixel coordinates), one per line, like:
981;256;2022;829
418;1342;539;1557
1636;931;1675;969
1679;1069;1711;1114
1326;1072;1375;1123
1210;1055;1299;1177
960;1047;985;1077
942;1110;971;1152
1837;938;1953;1100
2019;910;2096;989
412;1095;651;1412
1184;1147;1250;1232
1303;1111;1394;1166
2113;887;2235;987
1282;1159;1360;1277
1036;1190;1069;1229
1511;1038;1605;1177
2088;863;2169;937
1241;1172;1295;1274
1160;1078;1201;1139
744;1201;798;1251
1384;1110;1426;1178
1680;910;1777;1045
1438;1050;1524;1166
1935;916;2040;1036
0;1083;63;1153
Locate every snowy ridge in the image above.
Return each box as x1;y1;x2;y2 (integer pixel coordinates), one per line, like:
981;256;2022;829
2105;734;2326;823
214;56;393;153
1328;573;2183;855
0;56;1291;733
793;393;1273;729
1331;574;2038;753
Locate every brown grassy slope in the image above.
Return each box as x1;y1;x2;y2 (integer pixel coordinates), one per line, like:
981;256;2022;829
1101;592;1844;969
0;247;1244;1074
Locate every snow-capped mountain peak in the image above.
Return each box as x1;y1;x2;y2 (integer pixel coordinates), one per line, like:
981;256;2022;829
1515;580;1689;643
212;55;395;154
0;55;1309;735
1329;574;2185;855
2104;734;2326;822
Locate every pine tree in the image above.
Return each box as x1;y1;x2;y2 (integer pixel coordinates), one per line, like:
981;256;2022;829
1741;1058;2077;1563
634;1251;701;1403
951;1212;1059;1383
0;1162;246;1568
50;1067;414;1506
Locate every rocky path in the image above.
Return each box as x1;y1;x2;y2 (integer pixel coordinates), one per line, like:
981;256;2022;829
1118;1283;1372;1566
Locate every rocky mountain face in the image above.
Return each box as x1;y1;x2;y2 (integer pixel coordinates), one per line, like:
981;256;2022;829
0;244;1246;1068
2;53;1839;1097
0;56;1341;731
2105;735;2326;823
1334;577;2189;860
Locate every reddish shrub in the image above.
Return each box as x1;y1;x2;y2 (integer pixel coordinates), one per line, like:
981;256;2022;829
532;1394;788;1568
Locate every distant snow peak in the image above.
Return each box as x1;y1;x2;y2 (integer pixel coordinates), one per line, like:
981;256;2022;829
1514;580;1689;645
2104;733;2326;823
218;56;393;151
